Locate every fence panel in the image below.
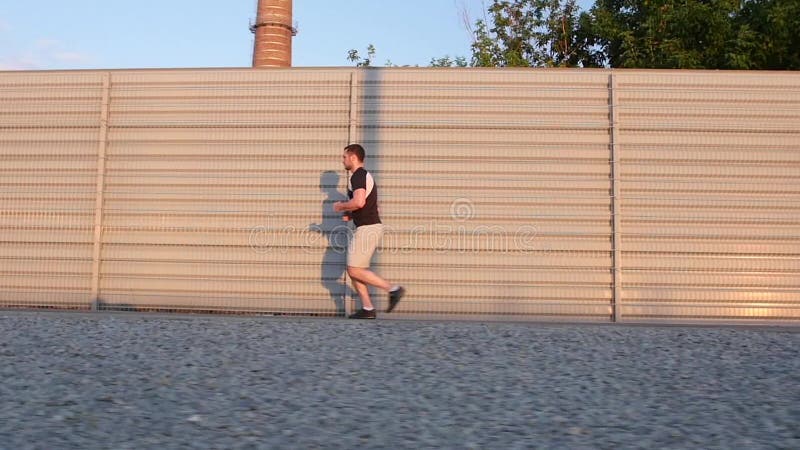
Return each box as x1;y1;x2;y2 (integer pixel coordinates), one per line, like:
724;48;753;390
0;71;104;308
615;70;800;322
99;69;352;313
352;69;614;320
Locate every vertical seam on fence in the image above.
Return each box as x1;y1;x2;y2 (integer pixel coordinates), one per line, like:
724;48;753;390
90;72;111;310
609;72;622;322
343;70;359;317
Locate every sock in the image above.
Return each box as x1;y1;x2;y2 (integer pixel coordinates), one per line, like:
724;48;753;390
363;306;374;311
390;285;400;292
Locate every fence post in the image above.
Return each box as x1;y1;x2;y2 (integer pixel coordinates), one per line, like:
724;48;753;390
609;72;622;322
90;72;111;310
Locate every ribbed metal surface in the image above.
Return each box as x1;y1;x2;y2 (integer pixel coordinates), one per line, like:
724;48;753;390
352;69;613;319
616;70;800;321
0;72;104;308
1;67;798;323
100;69;351;313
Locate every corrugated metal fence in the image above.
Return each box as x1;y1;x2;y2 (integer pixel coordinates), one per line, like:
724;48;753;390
1;68;798;323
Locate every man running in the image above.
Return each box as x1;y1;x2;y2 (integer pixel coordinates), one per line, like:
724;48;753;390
333;144;405;319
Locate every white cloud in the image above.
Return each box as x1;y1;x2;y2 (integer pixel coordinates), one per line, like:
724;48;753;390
0;38;93;70
53;50;92;64
34;39;92;64
34;38;61;49
0;54;39;70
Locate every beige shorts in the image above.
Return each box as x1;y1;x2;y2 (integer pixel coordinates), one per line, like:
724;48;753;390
347;223;384;268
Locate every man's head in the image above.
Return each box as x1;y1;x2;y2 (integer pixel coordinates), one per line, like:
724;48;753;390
342;144;365;171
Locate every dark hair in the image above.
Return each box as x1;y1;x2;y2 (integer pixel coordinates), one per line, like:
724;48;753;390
344;144;365;162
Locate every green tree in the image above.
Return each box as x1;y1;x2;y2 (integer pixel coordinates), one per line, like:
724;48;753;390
350;0;799;70
588;0;800;69
347;45;463;67
590;0;742;68
429;55;469;67
470;0;603;67
347;44;376;67
736;0;800;69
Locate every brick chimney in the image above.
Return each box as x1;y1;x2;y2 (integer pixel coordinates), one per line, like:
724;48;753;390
251;0;295;67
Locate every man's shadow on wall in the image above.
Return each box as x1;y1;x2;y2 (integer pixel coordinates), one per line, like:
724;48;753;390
308;171;351;316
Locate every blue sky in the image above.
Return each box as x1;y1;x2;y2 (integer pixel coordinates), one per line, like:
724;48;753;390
0;1;592;70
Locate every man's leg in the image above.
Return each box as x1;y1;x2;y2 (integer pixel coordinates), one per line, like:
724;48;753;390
346;224;404;317
351;276;374;310
348;266;405;313
347;266;391;292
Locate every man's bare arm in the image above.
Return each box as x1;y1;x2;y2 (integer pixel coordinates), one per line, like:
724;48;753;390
333;188;366;212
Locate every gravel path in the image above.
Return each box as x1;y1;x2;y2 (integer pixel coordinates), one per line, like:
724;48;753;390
1;311;798;449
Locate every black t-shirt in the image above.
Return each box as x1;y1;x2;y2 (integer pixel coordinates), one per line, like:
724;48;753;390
348;167;381;227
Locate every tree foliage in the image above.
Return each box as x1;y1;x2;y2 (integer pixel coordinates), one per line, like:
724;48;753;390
471;0;604;67
348;0;799;70
430;56;469;67
588;0;800;69
346;44;377;67
473;0;800;69
735;0;800;69
346;45;464;67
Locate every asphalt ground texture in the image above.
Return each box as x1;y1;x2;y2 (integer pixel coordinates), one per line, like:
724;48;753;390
1;311;799;449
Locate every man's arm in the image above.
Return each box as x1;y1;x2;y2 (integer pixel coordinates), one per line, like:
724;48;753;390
333;188;366;212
